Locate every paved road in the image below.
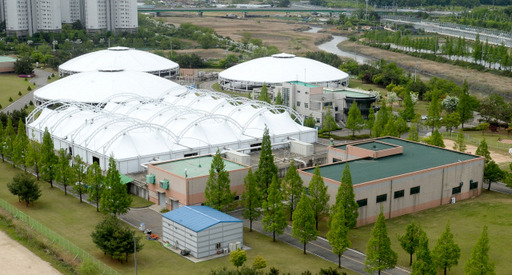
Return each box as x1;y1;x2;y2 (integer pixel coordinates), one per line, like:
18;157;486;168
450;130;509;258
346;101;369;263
485;181;512;196
2;68;52;113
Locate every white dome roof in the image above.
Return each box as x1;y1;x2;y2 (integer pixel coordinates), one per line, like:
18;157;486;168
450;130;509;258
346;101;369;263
59;47;179;74
34;70;186;104
219;53;349;84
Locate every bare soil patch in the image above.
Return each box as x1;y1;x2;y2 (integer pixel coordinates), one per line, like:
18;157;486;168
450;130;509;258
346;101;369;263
0;230;60;275
444;139;511;163
339;40;512;99
498;139;512;144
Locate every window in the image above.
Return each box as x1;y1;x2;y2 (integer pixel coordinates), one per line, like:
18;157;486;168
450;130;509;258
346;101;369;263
452;186;462;195
394;190;405;199
410;186;420;195
376;194;387;203
305;103;309;109
184;152;197;158
216;243;221;249
297;101;301;107
357;199;367;207
470;180;479;190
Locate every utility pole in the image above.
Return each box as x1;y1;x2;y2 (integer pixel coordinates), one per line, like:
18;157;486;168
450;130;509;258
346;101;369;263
134;237;138;275
365;0;368;21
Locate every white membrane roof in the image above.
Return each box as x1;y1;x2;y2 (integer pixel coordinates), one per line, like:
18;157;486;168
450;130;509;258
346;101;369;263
59;46;179;73
219;53;349;84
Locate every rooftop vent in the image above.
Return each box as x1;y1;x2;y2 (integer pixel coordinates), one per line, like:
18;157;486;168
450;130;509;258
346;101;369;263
108;46;130;51
272;53;295;59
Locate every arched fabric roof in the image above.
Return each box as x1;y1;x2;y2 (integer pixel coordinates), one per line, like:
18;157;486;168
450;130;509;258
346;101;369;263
58;46;179;76
218;53;349;86
34;70;186;104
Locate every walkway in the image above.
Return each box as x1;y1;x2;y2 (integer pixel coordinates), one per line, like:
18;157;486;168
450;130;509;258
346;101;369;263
2;68;52;113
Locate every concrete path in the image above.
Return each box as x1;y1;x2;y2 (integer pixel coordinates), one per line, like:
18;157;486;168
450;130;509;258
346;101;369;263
485;181;512;196
120;206;163;237
2;68;52;113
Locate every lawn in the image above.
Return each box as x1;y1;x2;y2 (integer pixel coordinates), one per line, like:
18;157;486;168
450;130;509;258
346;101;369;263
130;194;153;208
345;190;512;274
0;74;36;109
0;163;341;275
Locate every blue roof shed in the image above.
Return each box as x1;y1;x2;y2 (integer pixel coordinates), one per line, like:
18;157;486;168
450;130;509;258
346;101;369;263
162;206;242;232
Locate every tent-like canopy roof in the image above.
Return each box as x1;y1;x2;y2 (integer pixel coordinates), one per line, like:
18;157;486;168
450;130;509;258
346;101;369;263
59;46;179;74
218;53;349;85
34;69;186;104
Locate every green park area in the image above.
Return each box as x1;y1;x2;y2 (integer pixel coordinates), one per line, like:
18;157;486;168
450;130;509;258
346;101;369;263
0;74;36;109
0;162;344;275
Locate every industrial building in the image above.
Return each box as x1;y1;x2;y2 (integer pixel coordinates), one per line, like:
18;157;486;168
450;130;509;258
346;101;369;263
58;47;180;78
1;0;138;37
146;155;250;209
218;53;349;92
162;206;243;258
299;137;484;226
0;56;16;73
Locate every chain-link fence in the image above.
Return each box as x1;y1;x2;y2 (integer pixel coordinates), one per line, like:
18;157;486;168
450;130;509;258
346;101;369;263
0;199;119;275
442;132;512;152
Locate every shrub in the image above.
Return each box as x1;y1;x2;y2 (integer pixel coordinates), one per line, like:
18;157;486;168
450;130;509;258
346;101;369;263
47;76;51;80
18;91;22;96
79;260;100;275
29;100;33;106
27;86;32;91
9;97;13;102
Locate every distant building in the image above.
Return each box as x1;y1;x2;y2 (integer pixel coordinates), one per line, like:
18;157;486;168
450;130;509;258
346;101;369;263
299;137;484;226
3;0;138;37
145;155;250;210
274;81;377;127
162;206;243;258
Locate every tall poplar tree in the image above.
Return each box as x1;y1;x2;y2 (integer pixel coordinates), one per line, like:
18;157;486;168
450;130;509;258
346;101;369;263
255;127;278;198
464;226;494;275
336;163;359;229
346;101;364;137
411;232;436;275
274;91;283;105
408;122;419;141
262;176;286;242
12;119;29;170
426;88;442;132
327;195;350;268
283;159;303;221
398;221;423;266
367;105;376;136
40;128;58;188
292;193;317;254
4;117;15;163
100;156;132;215
87;162;105;212
401;92;416;121
205;150;235;212
259;83;270;103
242;169;261;232
365;209;397;275
457;79;473;128
25;138;42;180
72;155;87;203
56;149;75;195
453;132;467;152
309;165;330;230
322;107;338;137
433;222;460;275
475;138;491;163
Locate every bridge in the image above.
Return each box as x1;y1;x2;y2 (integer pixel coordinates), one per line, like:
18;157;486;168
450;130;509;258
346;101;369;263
138;7;357;17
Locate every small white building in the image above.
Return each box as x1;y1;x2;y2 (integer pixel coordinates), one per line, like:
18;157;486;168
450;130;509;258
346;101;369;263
162;206;243;258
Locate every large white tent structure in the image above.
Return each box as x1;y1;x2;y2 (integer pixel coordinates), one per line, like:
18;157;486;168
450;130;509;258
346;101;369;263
218;53;349;91
58;47;180;78
27;89;316;174
34;69;186;105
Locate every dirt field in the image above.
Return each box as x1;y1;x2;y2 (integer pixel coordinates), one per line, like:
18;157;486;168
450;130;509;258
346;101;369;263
444;139;511;164
339;40;512;99
0;230;60;275
161;15;331;58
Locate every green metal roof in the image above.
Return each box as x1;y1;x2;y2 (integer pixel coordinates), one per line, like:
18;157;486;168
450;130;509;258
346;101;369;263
335;144;347;150
153;155;247;178
353;141;397;151
288;81;319;88
120;174;134;185
304;138;479;185
0;56;16;62
324;89;373;98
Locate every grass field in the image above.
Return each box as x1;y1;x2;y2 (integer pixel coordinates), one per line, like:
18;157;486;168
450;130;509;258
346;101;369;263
0;74;35;109
0;163;342;275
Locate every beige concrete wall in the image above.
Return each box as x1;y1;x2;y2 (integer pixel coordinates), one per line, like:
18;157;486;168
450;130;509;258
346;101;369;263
0;62;15;73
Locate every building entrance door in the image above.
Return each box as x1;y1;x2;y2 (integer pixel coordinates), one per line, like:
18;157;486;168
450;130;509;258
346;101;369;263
158;192;166;208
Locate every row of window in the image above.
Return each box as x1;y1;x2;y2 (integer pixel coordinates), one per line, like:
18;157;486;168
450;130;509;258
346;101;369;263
357;181;479;207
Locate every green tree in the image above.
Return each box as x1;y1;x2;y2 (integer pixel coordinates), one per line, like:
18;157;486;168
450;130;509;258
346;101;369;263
398;221;423;266
205;150;235;212
367;105;376;135
433;222;461;275
14;55;34;75
373;99;389;138
408;121;419;141
275;91;283;105
292;193;317;254
12;119;29;170
262;176;287;242
259;83;270;103
56;149;75;195
365;209;397;275
401;92;416;121
346;101;364;136
475;139;491;163
327;200;350;268
383;115;399;137
4;117;15;163
457;80;474;128
322;107;338;137
255;127;278;198
453;132;467;152
411;231;436;275
0;120;5;162
40;128;58;188
91;216;143;263
25;138;42;180
252;255;267;270
464;226;494;275
283;160;303;221
100;156;132;215
336;163;359;229
309;165;330;230
304;115;317;128
484;160;505;191
426;88;442;132
242;168;261;232
230;248;247;271
87;162;104;212
7;173;41;206
426;129;445;148
72;155;87;203
443;112;461;133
